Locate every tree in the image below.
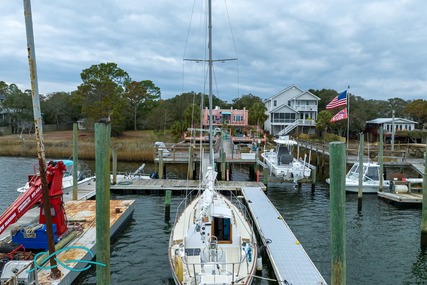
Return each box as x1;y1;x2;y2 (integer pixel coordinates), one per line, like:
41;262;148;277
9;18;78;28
170;120;188;140
183;103;201;128
249;102;268;129
2;85;33;134
124;80;161;131
232;93;263;110
76;62;130;136
404;99;427;125
315;110;332;139
42;92;71;129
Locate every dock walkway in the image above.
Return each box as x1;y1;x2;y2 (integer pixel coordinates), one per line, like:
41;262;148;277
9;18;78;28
108;178;267;192
242;187;327;284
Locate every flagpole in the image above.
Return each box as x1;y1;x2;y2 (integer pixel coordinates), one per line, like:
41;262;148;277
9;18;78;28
346;86;350;152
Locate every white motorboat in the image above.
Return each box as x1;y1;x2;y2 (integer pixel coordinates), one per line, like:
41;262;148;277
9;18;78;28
326;161;390;193
261;135;311;182
17;159;94;193
168;1;257;283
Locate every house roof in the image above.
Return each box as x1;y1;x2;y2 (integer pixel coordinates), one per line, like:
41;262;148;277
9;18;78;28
292;91;321;100
269;104;298;114
265;85;320;101
0;94;5;100
265;85;304;101
366;118;417;125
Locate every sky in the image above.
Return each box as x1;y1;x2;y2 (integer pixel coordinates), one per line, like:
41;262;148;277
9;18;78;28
1;0;427;103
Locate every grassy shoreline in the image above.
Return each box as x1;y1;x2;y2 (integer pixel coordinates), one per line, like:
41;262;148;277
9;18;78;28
0;130;174;162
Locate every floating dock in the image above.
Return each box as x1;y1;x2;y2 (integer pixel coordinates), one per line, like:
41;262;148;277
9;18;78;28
36;200;135;285
104;178;267;192
378;178;424;207
242;187;327;284
0;180;135;285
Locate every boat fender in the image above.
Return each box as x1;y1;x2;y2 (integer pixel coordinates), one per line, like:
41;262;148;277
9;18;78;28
395;185;409;193
256;256;263;271
174;255;184;282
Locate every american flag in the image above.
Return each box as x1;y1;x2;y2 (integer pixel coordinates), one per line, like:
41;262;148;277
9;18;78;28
330;108;348;122
326;90;347;109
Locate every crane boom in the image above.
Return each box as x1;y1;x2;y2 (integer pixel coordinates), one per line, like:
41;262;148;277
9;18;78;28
0;161;67;237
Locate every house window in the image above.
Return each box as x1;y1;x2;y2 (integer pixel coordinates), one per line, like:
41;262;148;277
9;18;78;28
234;115;243;122
288;101;291;106
273;100;277;107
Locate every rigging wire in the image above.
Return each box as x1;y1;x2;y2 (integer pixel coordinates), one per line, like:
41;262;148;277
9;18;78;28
223;0;240;99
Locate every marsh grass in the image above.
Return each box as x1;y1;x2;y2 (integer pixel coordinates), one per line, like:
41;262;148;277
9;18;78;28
0;130;174;162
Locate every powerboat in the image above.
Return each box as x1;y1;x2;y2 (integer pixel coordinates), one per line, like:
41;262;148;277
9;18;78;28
326;161;390;193
17;159;94;193
261;136;311;182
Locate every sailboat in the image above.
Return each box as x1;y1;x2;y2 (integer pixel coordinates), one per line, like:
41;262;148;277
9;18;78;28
168;1;257;284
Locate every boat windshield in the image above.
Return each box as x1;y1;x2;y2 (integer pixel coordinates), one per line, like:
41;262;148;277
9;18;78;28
364;166;379;181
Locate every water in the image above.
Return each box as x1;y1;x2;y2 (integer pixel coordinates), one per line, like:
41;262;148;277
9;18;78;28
1;157;426;284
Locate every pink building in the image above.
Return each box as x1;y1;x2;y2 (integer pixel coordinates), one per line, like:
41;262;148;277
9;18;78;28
202;106;248;127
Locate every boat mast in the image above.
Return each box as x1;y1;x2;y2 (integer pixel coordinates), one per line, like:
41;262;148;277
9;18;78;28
208;0;214;166
23;0;60;278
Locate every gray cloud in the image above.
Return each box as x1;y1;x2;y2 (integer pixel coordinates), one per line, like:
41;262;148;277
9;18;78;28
1;0;426;102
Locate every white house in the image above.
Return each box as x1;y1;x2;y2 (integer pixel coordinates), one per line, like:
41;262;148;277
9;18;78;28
264;85;320;135
365;117;418;142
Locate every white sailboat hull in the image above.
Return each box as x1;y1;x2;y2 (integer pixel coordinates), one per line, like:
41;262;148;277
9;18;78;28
169;183;257;285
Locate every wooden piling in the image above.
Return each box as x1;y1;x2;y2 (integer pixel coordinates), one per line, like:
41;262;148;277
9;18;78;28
379;128;384;192
188;146;194;180
221;150;226;181
112;148;117;185
329;142;346;285
159;149;164;179
165;190;172;221
263;167;269;186
95;122;111;285
72;123;78;200
311;168;316;192
357;133;364;211
421;151;427;247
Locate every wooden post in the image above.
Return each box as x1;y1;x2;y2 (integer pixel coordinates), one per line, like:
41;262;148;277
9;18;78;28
72;123;78;200
379;128;384;192
159;149;164;179
357;133;364;211
165;190;172;221
311;168;316;192
421;151;427;247
188;146;194;180
95;122;111;285
329;142;346;285
221;150;226;181
112;148;117;185
263;167;269;186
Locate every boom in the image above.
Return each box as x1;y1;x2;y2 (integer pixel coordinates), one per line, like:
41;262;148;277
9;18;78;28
0;161;67;237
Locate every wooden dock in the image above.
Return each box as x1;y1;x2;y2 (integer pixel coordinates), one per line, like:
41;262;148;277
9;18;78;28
377;178;424;207
242;187;327;284
105;178;266;192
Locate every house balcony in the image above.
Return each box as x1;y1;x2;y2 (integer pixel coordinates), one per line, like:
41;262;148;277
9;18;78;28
271;119;315;127
291;104;318;112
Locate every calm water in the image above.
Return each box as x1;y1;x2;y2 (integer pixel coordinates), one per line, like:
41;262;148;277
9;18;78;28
1;156;426;285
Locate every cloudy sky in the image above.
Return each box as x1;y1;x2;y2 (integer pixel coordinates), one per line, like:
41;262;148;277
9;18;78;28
1;0;426;103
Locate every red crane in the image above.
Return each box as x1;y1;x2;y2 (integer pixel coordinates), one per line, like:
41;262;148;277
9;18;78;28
0;161;68;237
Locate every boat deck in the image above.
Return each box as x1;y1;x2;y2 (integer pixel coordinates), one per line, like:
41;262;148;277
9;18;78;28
242;187;327;285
